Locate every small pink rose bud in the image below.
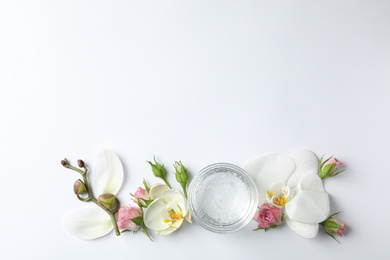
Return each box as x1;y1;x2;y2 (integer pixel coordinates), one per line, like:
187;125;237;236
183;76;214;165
320;213;346;242
73;179;87;195
117;206;142;231
98;193;116;209
320;156;345;179
77;160;85;168
134;187;149;206
61;160;67;166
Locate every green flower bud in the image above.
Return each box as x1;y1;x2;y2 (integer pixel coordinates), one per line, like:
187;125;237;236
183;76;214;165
319;155;345;179
320;212;346;242
174;161;189;198
73;179;87;195
174;161;189;184
147;156;165;178
98;193;116;209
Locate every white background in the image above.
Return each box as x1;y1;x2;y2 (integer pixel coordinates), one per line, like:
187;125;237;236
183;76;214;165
1;1;389;259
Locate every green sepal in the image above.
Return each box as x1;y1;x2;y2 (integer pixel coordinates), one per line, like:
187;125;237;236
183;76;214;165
121;229;130;233
143;179;150;194
326;228;341;236
320;163;334;179
325;221;344;229
140;198;154;207
322;155;333;165
130;216;144;226
141;226;154;242
319;155;333;178
318;155;324;169
327;233;340;243
329;169;346;177
253;225;279;231
320;211;342;226
328;212;342;218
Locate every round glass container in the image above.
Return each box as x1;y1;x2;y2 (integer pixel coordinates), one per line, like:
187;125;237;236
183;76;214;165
188;163;258;233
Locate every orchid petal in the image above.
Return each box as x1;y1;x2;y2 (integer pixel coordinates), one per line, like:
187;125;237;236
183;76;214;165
63;208;113;240
94;149;123;195
185;211;192;223
285;174;330;223
172;217;184;230
156;227;176;236
287;150;319;189
149;184;170;200
244;153;296;206
144;198;170;231
161;189;188;214
286;217;319;238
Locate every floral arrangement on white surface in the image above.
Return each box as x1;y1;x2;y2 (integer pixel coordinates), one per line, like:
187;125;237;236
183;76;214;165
61;149;346;242
245;150;346;242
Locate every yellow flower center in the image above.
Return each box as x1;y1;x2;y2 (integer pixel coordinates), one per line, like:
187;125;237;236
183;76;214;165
266;185;290;208
163;208;183;225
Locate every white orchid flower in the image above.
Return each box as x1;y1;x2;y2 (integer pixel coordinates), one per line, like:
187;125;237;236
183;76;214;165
244;149;330;238
144;184;192;235
63;149;124;240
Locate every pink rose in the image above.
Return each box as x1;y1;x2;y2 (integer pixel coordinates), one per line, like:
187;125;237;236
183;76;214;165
320;156;345;179
134;187;149;206
253;203;282;228
324;157;342;175
117;206;142;231
327;216;346;236
320;212;346;241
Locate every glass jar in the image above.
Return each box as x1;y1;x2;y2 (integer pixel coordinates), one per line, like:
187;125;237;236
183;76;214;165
188;163;258;233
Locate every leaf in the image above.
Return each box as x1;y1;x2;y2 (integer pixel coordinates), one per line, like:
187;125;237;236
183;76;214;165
130;216;144;226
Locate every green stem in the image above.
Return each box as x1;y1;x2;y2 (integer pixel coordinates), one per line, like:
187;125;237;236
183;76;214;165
63;164;84;174
181;183;188;198
81;170;93;201
91;198;120;236
81;170;120;236
162;177;172;189
62;159;121;236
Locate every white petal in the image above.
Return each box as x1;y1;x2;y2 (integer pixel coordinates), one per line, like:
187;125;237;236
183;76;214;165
185;211;192;223
149;184;170;200
244;153;296;206
144;198;170;231
156;227;176;236
63;208;113;240
287;150;319;189
161;189;187;214
286;217;319;238
285;174;330;223
172;217;184;230
94;149;123;195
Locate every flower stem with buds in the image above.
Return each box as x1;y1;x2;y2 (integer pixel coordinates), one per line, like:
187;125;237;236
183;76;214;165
61;158;121;236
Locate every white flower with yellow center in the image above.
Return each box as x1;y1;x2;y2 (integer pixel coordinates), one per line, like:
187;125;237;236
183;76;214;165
144;184;192;235
245;149;330;238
